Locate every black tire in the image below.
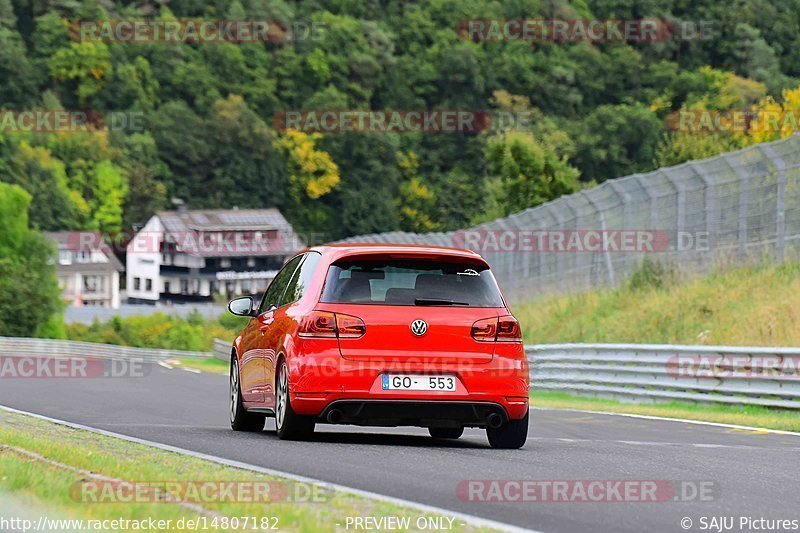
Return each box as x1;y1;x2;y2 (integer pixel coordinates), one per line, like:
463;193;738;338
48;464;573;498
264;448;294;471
230;354;266;432
429;427;464;439
275;359;315;440
487;410;529;449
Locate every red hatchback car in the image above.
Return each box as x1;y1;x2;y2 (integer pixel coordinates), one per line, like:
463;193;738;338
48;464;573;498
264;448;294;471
226;244;530;449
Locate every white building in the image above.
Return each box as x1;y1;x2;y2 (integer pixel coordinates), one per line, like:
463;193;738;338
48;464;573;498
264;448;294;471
125;208;303;304
46;231;123;308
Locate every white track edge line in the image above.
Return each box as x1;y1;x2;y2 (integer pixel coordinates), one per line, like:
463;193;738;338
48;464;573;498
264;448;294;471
533;406;800;436
0;404;536;533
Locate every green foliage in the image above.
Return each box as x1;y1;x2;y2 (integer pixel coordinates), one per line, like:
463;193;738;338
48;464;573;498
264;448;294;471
0;183;63;337
572;104;664;183
0;28;41;107
0;137;82;230
66;313;245;351
485;132;581;217
91;159;128;233
47;41;112;104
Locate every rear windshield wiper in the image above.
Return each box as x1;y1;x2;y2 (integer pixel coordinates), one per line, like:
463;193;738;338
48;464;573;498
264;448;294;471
414;298;469;306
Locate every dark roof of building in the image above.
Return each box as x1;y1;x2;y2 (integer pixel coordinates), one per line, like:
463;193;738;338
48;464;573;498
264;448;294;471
45;231;124;273
155;208;304;257
157;208;295;232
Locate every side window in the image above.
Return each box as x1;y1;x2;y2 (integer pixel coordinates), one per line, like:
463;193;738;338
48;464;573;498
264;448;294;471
279;252;322;307
258;255;303;314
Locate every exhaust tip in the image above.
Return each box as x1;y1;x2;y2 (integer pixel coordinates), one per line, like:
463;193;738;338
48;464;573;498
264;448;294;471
487;413;503;429
326;409;343;424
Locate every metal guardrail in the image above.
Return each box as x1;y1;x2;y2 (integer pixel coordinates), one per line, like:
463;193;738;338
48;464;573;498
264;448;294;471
212;338;800;409
17;334;795;409
213;338;232;362
527;343;800;409
0;336;212;362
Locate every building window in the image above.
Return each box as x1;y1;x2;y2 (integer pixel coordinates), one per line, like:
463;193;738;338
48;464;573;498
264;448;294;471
220;258;231;268
247;257;256;268
86;276;97;291
77;251;91;263
58;250;72;265
180;279;189;294
164;281;171;294
91;276;106;292
133;277;141;290
145;278;153;291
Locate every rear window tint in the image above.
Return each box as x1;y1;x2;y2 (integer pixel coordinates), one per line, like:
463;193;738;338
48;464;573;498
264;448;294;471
320;259;505;307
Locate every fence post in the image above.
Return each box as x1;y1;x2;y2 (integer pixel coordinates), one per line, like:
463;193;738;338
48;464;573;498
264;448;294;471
583;191;615;286
665;173;685;266
689;162;715;260
633;173;657;229
549;202;572;292
723;155;751;261
758;145;787;263
608;180;632;274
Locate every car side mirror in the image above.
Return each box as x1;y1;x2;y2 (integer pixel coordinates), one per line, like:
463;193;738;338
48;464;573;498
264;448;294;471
228;296;255;317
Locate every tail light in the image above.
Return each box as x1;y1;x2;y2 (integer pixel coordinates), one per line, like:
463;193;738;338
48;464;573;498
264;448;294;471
471;317;497;342
299;311;366;339
471;315;522;343
496;315;522;342
299;311;337;338
336;313;366;338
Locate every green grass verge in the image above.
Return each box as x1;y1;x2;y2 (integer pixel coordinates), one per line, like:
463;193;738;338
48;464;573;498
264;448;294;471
172;357;229;375
0;411;497;532
532;390;800;432
513;260;800;346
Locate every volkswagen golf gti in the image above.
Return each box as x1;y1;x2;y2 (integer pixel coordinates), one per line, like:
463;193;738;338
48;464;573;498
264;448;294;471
226;243;529;449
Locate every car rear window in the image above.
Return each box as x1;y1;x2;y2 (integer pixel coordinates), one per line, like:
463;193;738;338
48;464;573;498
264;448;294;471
320;259;505;307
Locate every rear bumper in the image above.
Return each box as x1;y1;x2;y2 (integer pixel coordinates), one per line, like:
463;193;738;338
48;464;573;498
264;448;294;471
288;340;530;424
319;400;511;428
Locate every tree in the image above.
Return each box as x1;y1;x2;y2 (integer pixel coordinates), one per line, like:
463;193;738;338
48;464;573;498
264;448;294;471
572;104;664;183
741;85;800;144
0;139;86;230
91;160;128;233
41;129;129;232
485;131;581;217
47;41;112;105
396;152;440;232
731;23;788;94
277;129;340;236
119;133;169;229
0;28;41;107
0;183;63;337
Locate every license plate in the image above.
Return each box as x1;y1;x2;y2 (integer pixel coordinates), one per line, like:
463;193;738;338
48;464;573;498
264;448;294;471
382;374;457;392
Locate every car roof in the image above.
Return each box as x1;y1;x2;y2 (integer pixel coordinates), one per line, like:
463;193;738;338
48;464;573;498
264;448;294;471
305;243;489;266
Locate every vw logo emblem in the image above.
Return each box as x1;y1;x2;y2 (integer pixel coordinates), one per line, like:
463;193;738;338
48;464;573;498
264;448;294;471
410;319;428;336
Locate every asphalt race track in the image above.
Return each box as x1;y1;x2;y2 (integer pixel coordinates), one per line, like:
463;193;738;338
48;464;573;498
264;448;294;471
1;363;798;533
